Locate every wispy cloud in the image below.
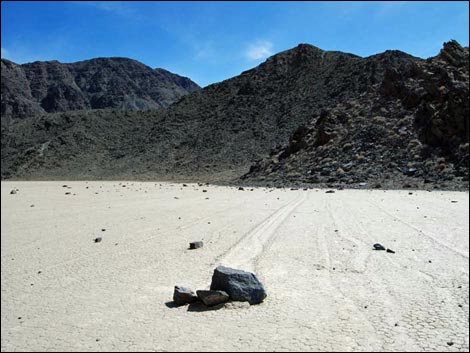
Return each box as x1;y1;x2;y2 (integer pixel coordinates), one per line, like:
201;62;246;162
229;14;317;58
374;1;408;18
70;1;137;18
193;41;215;60
0;47;37;63
1;47;10;59
245;40;273;60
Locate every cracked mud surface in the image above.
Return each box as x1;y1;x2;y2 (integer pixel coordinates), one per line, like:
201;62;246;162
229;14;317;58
1;182;468;351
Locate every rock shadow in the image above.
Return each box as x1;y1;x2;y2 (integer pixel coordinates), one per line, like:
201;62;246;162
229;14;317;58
164;301;180;309
187;301;225;312
164;301;225;312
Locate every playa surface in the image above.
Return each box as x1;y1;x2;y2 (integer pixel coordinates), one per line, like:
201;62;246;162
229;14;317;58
1;181;469;352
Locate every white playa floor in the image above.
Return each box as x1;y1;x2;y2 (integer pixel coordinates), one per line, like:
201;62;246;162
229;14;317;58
1;181;469;352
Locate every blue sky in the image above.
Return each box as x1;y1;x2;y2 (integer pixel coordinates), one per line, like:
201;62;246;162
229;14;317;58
1;1;469;87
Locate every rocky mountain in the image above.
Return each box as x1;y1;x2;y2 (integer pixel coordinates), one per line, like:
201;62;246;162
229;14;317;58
242;40;469;189
1;57;200;124
1;41;468;189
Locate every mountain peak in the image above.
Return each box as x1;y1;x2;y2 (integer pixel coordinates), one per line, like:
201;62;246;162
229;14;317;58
437;39;468;66
1;57;200;120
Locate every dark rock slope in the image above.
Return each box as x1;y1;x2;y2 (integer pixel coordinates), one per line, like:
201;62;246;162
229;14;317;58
1;41;468;189
242;40;469;189
1;57;200;124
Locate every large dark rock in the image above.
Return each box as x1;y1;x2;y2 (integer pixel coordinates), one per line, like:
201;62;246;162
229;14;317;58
210;266;267;305
173;286;197;305
196;290;229;306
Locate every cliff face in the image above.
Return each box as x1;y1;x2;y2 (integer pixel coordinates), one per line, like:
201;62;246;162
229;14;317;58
1;57;200;123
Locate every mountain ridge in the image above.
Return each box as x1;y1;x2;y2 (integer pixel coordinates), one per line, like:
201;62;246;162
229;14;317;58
1;41;468;190
1;56;200;124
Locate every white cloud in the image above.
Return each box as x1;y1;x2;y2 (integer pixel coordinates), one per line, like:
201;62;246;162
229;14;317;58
245;40;273;60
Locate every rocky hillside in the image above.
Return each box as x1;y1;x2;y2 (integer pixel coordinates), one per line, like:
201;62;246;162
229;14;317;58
1;41;468;189
242;40;469;189
1;57;200;124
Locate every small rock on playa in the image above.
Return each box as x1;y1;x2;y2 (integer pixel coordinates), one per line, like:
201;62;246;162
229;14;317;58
189;241;203;250
196;290;229;306
373;243;386;251
173;286;197;305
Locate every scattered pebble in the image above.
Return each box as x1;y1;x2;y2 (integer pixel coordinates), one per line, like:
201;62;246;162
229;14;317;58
373;243;386;251
94;237;102;243
189;241;203;250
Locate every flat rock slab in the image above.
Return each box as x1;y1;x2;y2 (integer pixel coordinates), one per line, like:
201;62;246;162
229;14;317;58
189;241;203;250
210;266;267;305
173;286;197;305
196;290;229;306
